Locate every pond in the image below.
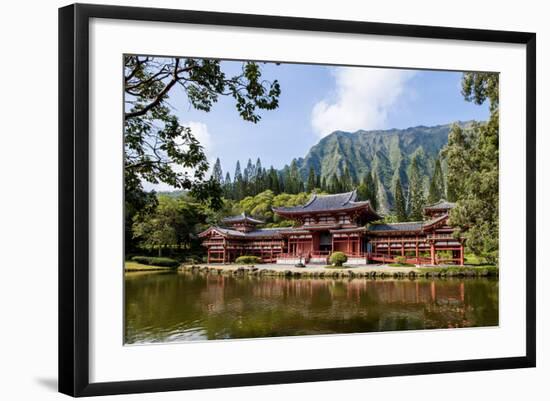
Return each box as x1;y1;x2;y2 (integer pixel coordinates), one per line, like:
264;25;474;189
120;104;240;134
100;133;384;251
124;271;498;344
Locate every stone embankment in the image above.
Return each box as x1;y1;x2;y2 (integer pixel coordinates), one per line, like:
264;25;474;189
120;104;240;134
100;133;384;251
178;264;497;279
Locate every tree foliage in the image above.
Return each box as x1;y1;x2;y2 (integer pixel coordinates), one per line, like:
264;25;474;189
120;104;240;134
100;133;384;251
329;251;348;267
124;56;281;252
354;172;379;211
407;156;426;220
393;177;407;222
237;190;311;226
443;72;499;263
427;157;445;204
132;195;206;256
307;167;317;192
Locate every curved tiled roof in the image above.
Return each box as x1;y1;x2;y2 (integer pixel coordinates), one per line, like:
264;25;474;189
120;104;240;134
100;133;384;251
221;212;264;225
199;226;299;239
424;199;455;211
273;190;379;218
367;221;424;233
368;214;450;234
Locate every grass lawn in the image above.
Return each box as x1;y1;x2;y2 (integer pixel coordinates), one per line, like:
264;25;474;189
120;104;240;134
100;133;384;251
417;265;499;276
388;263;416;267
124;261;177;272
463;252;497;266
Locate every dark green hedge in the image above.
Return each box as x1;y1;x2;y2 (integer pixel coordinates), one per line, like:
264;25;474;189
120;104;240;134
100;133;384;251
131;256;180;267
235;255;262;265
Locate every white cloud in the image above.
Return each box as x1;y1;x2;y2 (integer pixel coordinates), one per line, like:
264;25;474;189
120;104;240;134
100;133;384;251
311;67;416;137
186;121;213;160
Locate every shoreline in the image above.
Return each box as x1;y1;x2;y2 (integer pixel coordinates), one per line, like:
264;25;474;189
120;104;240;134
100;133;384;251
175;263;498;278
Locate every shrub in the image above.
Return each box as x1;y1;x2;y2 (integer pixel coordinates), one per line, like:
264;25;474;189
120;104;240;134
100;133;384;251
185;256;201;264
235;255;262;265
329;252;348;267
395;256;407;265
131;256;179;267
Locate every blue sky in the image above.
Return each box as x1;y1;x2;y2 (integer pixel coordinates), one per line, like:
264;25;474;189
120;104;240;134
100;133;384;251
150;60;490;190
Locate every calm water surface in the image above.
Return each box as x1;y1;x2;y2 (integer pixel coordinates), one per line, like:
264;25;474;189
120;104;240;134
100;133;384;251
124;271;498;344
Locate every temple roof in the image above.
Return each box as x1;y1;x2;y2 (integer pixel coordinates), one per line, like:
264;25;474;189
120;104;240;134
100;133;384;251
367;214;451;234
367;221;424;233
221;213;265;225
199;226;298;239
424;199;455;211
272;190;380;219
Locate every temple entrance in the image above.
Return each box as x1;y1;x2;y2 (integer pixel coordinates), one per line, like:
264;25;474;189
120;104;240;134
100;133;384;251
319;231;332;255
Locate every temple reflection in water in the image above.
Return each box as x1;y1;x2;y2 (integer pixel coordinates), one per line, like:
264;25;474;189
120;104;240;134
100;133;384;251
124;272;499;343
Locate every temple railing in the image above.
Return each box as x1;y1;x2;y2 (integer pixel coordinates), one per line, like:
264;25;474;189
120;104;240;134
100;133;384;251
426;234;457;241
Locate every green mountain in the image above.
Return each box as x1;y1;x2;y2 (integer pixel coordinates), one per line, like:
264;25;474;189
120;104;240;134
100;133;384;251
294;122;472;212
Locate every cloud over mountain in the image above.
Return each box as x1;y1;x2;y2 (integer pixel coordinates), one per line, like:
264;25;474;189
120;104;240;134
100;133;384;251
311;67;416;138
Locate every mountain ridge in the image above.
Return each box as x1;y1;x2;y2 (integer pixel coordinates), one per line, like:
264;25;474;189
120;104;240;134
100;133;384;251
290;121;475;212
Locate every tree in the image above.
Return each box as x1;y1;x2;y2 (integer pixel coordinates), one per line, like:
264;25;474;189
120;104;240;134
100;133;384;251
285;159;301;194
124;56;281;248
357;173;371;199
125;189;158;254
223;172;232;199
243;158;253;188
254;158;263;194
329;174;341;194
341;166;354;191
444;124;469;202
236;190;310;227
320;176;327;192
132;195;205;257
233;161;245;200
369;172;380;211
427;157;445;204
408;156;426;220
211;158;224;183
307;167;317;192
443;72;499;263
393;177;407;222
357;170;380;212
268;167;280;194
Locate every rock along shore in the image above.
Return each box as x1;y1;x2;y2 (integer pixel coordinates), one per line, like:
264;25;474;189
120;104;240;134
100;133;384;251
177;263;497;279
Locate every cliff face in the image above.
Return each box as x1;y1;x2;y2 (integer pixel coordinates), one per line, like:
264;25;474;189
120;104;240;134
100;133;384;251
294;122;472;211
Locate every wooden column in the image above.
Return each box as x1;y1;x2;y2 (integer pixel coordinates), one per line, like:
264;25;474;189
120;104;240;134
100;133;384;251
430;242;436;265
459;243;465;266
415;240;419;264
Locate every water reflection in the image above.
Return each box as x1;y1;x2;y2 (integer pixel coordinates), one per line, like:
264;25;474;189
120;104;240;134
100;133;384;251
125;272;498;344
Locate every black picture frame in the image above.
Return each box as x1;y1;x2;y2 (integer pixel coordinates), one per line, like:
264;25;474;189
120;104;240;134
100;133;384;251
58;3;536;397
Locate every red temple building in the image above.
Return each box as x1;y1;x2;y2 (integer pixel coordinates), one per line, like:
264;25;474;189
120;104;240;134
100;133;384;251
367;200;464;265
199;191;465;266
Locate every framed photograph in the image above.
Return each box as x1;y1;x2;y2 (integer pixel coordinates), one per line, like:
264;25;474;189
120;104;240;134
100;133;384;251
58;3;536;397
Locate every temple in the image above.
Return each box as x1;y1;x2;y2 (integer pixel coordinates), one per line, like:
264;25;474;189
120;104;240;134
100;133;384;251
199;191;465;266
367;200;464;265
